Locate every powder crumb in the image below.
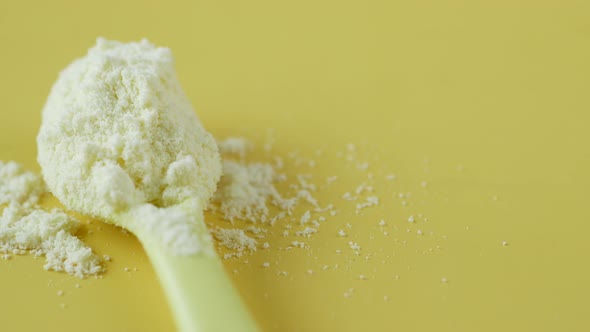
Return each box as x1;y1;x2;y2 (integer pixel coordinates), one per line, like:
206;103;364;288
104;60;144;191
217;137;251;157
355;196;379;214
384;295;390;302
338;229;347;237
327;176;338;184
348;241;361;251
300;211;311;225
245;226;267;235
307;269;314;275
262;262;270;268
212;228;257;256
295;227;317;238
57;290;64;297
417;230;423;236
441;277;448;283
297;190;318;208
322;265;329;270
359;274;367;280
421;181;428;188
291;241;305;249
277;271;289;276
343;288;355;298
318;216;326;222
75;284;81;289
385;174;396;180
408;215;415;223
379;220;386;226
356;162;369;171
124;267;130;272
262;242;270;249
502;241;509;247
342;192;355;201
0;161;45;207
103;255;111;262
60;303;67;310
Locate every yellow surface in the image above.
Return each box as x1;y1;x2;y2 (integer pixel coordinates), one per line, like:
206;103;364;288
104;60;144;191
1;1;589;331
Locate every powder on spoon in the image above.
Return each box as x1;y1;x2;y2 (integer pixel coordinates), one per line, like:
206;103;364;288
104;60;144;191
37;38;222;255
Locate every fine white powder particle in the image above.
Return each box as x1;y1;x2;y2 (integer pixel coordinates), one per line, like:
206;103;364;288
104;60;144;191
0;162;103;278
37;38;221;255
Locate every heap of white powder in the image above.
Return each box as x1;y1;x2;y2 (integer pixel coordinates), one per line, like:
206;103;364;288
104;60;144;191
0;161;103;278
37;38;222;255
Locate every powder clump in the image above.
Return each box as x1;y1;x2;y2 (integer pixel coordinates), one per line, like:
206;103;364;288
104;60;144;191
212;228;257;259
211;160;282;223
0;161;103;278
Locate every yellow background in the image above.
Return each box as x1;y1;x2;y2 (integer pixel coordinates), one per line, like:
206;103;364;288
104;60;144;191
1;1;589;331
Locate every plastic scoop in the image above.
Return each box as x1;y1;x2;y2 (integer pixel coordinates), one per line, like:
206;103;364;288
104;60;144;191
37;38;259;332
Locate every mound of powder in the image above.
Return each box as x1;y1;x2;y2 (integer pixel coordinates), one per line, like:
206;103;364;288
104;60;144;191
37;38;221;220
37;38;221;255
0;161;103;278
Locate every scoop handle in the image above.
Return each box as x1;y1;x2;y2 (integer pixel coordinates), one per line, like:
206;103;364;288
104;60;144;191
130;220;260;332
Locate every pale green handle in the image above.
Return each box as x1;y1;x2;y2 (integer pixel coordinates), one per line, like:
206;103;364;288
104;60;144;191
116;207;260;332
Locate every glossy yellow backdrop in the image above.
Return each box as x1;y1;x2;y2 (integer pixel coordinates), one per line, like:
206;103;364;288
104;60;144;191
1;1;589;331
